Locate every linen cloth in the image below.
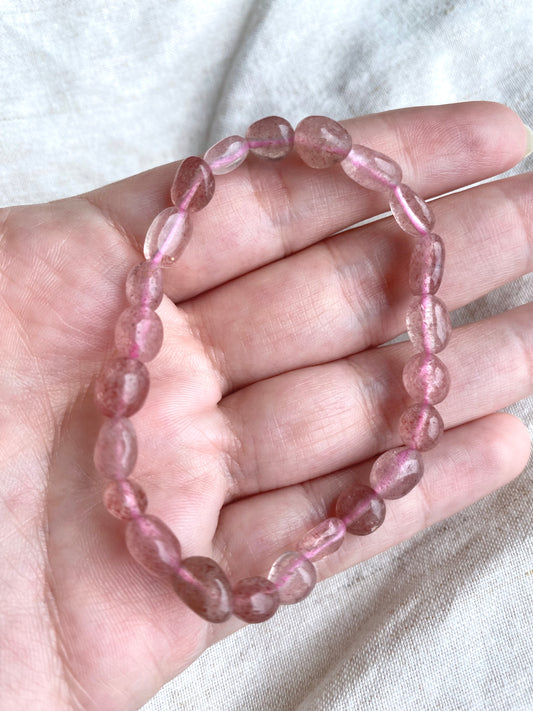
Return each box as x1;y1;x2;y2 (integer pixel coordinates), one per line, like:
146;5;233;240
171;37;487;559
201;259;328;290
0;1;531;709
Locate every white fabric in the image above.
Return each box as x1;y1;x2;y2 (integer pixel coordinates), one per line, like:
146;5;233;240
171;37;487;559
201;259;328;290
1;1;531;709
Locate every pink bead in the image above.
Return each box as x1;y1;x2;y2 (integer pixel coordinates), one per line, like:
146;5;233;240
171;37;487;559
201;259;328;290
143;207;192;265
409;233;445;295
335;484;386;536
403;352;450;404
406;295;452;354
399;403;444;451
125;514;181;578
245;116;294;159
268;551;316;604
170;156;215;212
294;115;352;169
390;183;435;236
94;357;149;418
204;135;249;175
126;261;163;309
297;517;346;562
94;417;137;479
369;447;424;500
103;479;148;520
341;145;402;192
114;306;163;362
172;556;233;623
232;576;280;623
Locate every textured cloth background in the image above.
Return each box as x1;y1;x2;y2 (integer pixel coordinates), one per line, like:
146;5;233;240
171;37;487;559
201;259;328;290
1;1;531;709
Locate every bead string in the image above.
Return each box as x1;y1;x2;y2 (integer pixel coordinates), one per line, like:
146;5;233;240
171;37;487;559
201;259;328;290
93;115;451;624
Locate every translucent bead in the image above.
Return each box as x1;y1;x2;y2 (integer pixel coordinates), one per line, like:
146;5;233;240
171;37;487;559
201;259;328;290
103;479;148;520
125;514;181;578
406;295;451;354
170;156;215;212
126;261;163;309
399;403;444;451
335;483;386;536
268;551;316;604
390;183;435;236
204;135;249;175
369;447;424;500
341;145;402;192
294;115;352;169
143;207;192;265
232;576;280;624
94;416;137;479
245;116;294;159
172;556;233;623
94;357;149;418
114;306;163;362
409;233;445;295
403;352;450;404
297;517;346;562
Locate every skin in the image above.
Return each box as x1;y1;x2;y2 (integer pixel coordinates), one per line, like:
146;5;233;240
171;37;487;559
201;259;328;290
0;101;531;710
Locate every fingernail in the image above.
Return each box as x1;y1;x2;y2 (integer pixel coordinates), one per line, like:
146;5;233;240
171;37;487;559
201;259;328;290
525;124;533;157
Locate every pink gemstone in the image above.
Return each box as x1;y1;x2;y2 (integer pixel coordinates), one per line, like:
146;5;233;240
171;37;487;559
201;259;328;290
233;576;280;624
93;417;137;479
369;447;424;500
245;116;294;159
294;115;352;169
94;357;149;418
409;233;445;295
297;517;346;561
125;514;181;578
172;556;233;623
114;305;163;362
126;261;163;309
406;295;452;354
170;157;215;212
390;183;435;236
143;207;192;265
403;352;450;405
103;479;148;520
341;145;402;192
204;135;249;175
268;551;316;604
399;403;444;451
335;484;386;536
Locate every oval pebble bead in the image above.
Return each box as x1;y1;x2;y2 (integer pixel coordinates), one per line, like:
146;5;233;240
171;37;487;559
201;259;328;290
399;403;444;451
126;261;163;309
103;479;148;520
143;207;192;265
172;556;233;623
114;305;164;362
369;447;424;500
335;483;386;536
204;135;249;175
341;145;402;192
268;551;317;605
125;514;181;577
294;115;352;169
390;183;435;236
233;576;280;624
406;295;452;354
403;352;450;404
94;357;149;418
409;233;445;295
245;115;294;159
297;517;346;562
170;156;215;212
94;416;138;479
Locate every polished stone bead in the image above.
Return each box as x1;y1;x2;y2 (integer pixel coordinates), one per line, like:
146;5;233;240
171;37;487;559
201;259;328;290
114;305;164;362
94;357;149;418
335;483;386;535
294;115;352;168
406;295;451;354
204;135;249;175
172;556;233;623
390;183;435;236
170;156;215;212
399;403;444;451
403;352;450;404
409;233;445;295
341;145;402;192
245;116;294;159
268;551;316;604
103;479;148;520
143;207;192;265
125;514;181;577
297;517;346;561
93;416;137;479
126;261;163;309
233;576;280;623
369;447;424;500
